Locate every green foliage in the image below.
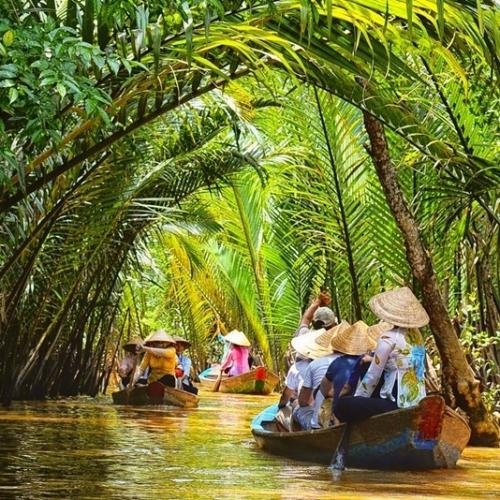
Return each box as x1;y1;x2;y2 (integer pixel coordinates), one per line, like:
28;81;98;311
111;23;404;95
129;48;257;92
459;298;500;411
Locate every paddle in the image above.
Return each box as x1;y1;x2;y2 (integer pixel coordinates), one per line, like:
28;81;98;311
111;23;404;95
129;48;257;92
212;369;223;392
330;425;349;480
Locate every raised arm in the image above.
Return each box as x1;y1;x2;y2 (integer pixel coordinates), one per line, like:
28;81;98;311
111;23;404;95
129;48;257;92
298;291;331;327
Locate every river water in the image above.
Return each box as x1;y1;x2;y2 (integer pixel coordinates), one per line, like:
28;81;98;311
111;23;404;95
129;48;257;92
0;391;498;499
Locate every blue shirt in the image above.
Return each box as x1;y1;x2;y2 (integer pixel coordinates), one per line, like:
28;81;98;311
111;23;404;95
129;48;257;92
325;355;361;408
178;353;192;382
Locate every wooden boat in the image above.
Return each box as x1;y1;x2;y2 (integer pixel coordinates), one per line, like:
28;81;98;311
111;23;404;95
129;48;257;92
199;366;279;395
112;382;199;408
198;365;220;390
251;395;470;469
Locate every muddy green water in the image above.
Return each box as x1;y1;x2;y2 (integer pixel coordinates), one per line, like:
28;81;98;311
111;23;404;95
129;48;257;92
0;391;498;499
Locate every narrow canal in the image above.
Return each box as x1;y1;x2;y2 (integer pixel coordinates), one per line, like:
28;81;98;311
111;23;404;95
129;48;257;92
0;391;498;499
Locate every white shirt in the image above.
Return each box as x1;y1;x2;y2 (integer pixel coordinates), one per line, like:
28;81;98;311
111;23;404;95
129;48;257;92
302;353;341;390
285;359;311;394
355;327;426;408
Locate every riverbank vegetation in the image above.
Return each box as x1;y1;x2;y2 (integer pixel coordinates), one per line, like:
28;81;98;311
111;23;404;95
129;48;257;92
0;1;498;444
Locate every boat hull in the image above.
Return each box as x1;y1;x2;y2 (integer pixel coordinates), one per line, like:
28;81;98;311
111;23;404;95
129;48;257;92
251;396;470;469
112;384;199;408
199;366;279;395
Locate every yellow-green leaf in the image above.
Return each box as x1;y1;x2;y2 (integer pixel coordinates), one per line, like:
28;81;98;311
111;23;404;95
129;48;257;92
3;31;14;47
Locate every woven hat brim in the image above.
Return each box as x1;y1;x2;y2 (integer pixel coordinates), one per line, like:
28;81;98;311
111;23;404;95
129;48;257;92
145;330;176;345
369;288;429;328
291;330;332;360
173;336;192;346
225;330;251;347
316;320;350;349
330;321;376;355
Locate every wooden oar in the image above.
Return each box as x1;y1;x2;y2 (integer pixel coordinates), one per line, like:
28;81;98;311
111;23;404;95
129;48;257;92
212;370;223;392
330;424;350;480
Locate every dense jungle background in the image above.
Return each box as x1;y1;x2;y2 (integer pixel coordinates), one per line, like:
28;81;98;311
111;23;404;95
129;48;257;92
0;0;498;444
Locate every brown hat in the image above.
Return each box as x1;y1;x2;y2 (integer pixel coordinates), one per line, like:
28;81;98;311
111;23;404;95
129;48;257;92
367;321;393;343
123;336;143;351
369;287;429;328
315;320;351;349
330;320;376;355
174;336;192;347
144;330;176;346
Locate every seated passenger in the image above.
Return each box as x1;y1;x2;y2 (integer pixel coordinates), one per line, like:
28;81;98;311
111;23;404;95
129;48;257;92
174;336;198;394
219;330;251;377
275;346;312;431
117;337;143;389
291;322;349;430
335;287;428;423
319;321;390;425
137;330;178;387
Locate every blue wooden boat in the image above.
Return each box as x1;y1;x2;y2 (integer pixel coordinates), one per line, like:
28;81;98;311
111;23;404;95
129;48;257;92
251;395;470;469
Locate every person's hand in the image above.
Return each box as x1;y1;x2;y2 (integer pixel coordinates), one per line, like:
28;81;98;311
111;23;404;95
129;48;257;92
318;290;331;306
361;354;373;364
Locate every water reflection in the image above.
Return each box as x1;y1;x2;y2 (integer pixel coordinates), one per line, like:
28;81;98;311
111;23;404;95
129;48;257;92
0;392;498;499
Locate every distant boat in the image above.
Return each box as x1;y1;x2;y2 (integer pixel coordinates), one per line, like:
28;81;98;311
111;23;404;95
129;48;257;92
112;382;199;408
199;366;279;395
251;395;470;469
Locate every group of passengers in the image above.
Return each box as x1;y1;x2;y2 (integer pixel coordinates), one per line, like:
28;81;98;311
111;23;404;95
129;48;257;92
276;286;429;432
117;332;198;394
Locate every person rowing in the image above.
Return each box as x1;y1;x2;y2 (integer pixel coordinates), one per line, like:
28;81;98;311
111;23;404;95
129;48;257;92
219;330;252;377
134;330;178;387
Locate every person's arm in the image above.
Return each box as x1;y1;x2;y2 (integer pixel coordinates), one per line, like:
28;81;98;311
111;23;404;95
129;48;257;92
220;350;233;371
298;386;314;407
130;353;149;385
298;291;331;327
354;338;393;397
320;376;333;398
278;386;295;409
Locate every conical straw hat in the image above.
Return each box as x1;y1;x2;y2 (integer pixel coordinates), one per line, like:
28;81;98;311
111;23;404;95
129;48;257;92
369;287;429;328
173;336;192;347
144;330;176;345
225;330;251;347
367;321;393;343
291;329;331;360
315;320;351;348
330;320;376;355
123;336;143;350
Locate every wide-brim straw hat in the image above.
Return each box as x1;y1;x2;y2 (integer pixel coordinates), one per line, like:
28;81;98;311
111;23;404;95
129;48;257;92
224;330;251;347
173;336;192;347
123;336;143;351
369;287;429;328
367;321;393;343
316;320;351;349
144;330;176;346
330;320;377;355
291;329;331;360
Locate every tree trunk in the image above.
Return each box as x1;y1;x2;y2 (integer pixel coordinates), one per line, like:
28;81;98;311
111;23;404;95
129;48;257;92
362;110;499;446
